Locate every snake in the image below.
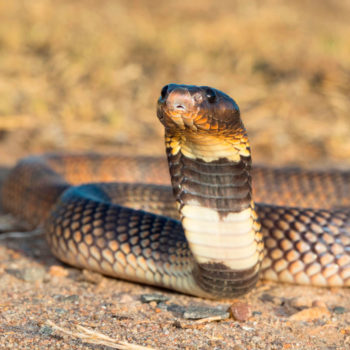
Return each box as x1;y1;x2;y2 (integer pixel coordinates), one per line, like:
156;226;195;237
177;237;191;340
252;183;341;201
1;84;350;299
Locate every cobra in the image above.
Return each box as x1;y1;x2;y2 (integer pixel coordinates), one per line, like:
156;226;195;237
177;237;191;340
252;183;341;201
1;84;350;299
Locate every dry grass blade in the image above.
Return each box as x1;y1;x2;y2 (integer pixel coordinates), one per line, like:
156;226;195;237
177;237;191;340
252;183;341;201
0;228;43;240
193;315;229;324
45;320;157;350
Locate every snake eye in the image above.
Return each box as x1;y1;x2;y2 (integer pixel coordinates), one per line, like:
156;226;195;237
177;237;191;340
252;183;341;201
205;88;216;103
161;85;169;99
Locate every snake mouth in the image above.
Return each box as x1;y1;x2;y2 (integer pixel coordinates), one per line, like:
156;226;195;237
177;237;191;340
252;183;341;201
158;86;200;131
157;83;242;134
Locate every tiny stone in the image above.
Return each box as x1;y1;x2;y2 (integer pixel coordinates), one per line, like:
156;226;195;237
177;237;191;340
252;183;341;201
312;300;327;308
259;293;278;304
49;265;68;277
39;325;53;336
165;303;185;316
333;306;346;314
157;302;168;310
289;306;330;321
183;306;229;320
252;311;262;316
140;293;170;303
290;297;312;309
15;267;46;282
54;308;66;315
149;301;157;308
173;320;182;328
228;301;252;322
52;294;65;301
63;294;79;303
232;346;244;350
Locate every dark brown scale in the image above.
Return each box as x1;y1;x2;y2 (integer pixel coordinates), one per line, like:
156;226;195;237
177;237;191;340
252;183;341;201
179;179;250;199
194;262;260;297
179;167;249;187
167;150;252;215
178;192;252;213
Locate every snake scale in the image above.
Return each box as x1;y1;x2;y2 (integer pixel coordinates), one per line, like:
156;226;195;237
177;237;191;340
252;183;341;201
2;84;350;299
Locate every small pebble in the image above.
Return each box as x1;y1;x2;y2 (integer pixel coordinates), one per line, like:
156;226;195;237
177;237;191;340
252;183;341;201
164;303;185;316
49;265;68;277
228;301;252;322
149;301;157;308
10;267;46;282
289;306;330;321
232;346;244;350
183;306;229;320
54;308;67;315
157;302;169;311
290;297;312;309
311;300;327;308
259;293;278;304
333;306;346;314
140;293;170;303
63;294;79;303
39;325;53;336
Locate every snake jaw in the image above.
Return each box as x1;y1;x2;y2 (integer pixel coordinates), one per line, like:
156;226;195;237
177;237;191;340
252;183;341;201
157;84;241;135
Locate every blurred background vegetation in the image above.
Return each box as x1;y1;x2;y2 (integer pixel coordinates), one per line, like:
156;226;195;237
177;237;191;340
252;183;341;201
0;0;349;166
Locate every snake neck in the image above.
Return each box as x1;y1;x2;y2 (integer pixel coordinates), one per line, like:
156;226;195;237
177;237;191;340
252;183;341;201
166;129;263;297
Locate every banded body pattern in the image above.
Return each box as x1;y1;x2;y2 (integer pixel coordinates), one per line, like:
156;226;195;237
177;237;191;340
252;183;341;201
166;131;263;297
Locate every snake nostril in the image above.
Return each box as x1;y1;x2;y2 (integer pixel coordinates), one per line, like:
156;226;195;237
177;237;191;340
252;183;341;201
161;85;169;99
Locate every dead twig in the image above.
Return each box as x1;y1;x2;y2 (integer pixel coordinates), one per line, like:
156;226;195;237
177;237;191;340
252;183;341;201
45;320;157;350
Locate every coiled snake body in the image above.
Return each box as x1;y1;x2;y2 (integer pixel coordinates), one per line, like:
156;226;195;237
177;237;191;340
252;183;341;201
2;84;350;299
